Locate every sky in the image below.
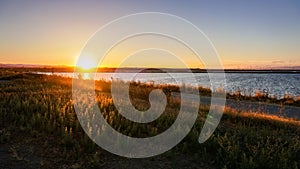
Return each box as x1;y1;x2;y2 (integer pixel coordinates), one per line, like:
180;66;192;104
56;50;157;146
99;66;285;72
0;0;299;69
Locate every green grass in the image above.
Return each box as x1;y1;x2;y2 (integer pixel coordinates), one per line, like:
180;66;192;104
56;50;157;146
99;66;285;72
0;70;299;169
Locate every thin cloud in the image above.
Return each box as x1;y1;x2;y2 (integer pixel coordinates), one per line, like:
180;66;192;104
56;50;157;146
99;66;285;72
272;60;285;64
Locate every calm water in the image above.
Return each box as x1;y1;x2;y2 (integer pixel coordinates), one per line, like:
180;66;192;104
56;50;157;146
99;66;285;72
39;72;300;99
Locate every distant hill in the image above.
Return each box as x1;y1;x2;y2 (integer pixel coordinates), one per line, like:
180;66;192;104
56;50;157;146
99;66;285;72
0;63;70;68
0;64;299;73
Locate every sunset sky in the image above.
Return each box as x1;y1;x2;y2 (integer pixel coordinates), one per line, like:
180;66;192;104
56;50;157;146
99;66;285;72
0;0;299;69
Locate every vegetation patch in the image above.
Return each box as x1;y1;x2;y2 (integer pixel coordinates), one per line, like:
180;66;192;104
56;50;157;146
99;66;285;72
0;70;299;169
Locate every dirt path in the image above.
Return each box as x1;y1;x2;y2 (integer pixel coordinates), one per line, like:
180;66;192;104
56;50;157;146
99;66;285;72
223;98;300;119
171;93;300;120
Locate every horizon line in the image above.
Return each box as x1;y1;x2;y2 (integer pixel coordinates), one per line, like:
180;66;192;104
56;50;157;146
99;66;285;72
1;63;300;72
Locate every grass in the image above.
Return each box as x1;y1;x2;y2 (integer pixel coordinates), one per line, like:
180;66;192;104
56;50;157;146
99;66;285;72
0;69;300;169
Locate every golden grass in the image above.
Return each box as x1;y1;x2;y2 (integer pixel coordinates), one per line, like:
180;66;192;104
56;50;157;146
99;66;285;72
1;71;300;169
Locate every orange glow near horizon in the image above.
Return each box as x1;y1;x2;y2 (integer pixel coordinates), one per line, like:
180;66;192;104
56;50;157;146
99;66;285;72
1;1;300;70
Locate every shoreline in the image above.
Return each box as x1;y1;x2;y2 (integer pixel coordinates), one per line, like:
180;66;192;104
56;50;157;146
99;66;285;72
1;66;300;73
1;70;300;108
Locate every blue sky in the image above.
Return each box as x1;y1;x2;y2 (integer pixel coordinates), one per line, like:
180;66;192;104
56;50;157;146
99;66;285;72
0;0;299;68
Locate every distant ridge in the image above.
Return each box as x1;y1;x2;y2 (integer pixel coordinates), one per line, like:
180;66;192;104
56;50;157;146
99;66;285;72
0;64;299;73
0;63;71;68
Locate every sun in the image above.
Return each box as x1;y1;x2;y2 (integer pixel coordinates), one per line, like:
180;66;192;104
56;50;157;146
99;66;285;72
76;57;97;71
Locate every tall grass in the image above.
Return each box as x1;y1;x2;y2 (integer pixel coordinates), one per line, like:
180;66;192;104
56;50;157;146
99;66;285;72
0;71;299;169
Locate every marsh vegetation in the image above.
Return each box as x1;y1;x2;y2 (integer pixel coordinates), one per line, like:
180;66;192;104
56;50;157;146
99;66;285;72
0;69;300;169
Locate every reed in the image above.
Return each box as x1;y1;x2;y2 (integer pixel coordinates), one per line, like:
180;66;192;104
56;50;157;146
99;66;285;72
1;71;299;169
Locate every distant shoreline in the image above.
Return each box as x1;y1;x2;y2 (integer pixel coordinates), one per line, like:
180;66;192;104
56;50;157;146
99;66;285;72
1;65;300;73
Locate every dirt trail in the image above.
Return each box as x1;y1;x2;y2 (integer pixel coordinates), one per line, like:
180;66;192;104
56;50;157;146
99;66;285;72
171;93;300;120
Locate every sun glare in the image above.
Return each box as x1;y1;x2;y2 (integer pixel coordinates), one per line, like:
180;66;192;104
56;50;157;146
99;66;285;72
77;57;97;70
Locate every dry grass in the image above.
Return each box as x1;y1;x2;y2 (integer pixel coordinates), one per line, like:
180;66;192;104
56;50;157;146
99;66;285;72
1;71;300;169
